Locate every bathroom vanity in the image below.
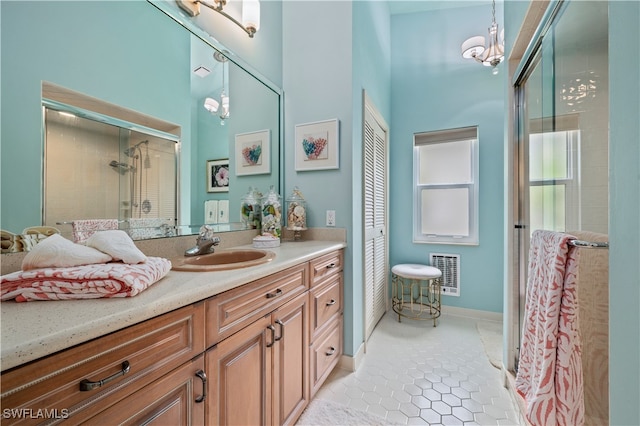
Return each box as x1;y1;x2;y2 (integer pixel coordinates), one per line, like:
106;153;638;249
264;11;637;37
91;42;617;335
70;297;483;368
0;241;344;425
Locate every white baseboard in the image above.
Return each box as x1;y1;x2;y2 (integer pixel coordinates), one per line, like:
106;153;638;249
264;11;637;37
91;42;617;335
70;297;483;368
441;305;503;322
338;341;365;372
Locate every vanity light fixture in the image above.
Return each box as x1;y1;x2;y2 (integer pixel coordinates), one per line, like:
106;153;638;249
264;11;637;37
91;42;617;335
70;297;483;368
461;0;505;75
177;0;260;38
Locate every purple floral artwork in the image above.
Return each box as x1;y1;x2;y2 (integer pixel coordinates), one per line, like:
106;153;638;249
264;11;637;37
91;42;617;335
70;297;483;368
302;131;329;160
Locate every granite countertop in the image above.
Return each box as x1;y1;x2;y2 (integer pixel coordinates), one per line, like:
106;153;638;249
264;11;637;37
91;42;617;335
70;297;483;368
1;240;346;371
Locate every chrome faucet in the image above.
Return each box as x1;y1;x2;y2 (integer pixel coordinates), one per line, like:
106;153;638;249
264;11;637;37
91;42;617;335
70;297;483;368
185;225;221;256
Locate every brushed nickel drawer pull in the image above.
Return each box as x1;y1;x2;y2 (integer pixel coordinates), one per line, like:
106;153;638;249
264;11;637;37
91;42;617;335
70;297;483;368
79;361;130;391
325;263;337;269
325;346;336;356
326;299;337;306
266;288;283;299
195;370;207;403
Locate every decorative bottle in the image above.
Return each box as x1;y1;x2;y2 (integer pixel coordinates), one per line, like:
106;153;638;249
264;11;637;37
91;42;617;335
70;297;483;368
286;186;307;231
240;186;260;229
260;185;282;239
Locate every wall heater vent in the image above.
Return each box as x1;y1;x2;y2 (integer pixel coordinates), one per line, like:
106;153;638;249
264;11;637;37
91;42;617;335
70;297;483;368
429;253;460;297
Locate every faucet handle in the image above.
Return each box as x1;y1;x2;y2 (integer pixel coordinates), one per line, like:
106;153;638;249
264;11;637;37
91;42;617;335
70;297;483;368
199;225;216;239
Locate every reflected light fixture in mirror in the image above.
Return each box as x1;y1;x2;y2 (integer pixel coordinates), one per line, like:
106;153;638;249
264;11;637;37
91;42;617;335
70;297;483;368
204;97;219;113
203;51;231;125
177;0;260;38
461;0;504;75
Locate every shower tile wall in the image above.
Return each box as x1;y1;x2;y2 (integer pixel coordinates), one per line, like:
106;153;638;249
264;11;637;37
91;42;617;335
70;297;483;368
45;114;121;232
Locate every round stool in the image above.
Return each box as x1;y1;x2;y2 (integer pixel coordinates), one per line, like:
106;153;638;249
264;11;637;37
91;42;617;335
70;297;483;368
391;264;442;327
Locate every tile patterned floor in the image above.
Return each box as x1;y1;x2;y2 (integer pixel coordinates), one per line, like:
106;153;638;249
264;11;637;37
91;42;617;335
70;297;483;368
314;311;520;425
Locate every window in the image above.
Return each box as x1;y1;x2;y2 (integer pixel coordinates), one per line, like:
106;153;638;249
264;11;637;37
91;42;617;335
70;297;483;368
528;128;580;233
413;127;479;245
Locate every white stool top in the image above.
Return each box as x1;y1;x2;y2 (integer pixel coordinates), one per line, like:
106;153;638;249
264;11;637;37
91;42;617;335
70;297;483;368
392;263;442;280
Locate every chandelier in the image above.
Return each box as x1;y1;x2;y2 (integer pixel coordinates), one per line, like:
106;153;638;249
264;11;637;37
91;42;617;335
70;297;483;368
461;0;505;74
203;51;230;124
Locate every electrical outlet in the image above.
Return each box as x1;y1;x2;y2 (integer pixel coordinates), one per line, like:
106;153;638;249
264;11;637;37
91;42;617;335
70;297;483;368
326;210;336;227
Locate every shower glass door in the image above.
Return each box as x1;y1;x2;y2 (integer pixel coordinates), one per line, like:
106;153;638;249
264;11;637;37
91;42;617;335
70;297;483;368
514;0;609;369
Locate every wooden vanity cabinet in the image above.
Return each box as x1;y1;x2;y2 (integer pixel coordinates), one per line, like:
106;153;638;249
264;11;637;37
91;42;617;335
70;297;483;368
1;249;344;426
205;264;311;426
0;303;205;425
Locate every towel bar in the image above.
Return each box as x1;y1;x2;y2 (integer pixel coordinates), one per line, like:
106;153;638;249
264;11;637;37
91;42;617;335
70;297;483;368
568;239;609;249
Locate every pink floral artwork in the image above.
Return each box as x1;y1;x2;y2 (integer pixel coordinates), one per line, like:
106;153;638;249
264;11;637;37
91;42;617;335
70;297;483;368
215;165;229;187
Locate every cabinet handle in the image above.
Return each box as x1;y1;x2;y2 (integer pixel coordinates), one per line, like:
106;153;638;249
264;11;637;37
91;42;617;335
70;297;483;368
266;325;276;347
274;319;284;342
79;361;131;391
326;299;337;306
195;370;207;403
325;347;336;356
266;288;282;299
325;263;337;269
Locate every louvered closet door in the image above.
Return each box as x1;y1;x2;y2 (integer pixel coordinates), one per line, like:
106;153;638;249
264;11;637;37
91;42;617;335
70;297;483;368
363;101;388;341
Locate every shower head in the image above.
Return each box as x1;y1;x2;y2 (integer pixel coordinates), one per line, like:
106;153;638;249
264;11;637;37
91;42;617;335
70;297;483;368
124;140;149;158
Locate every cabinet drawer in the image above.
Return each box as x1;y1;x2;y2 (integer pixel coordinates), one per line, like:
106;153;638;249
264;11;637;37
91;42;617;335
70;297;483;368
310;317;342;398
310;275;343;340
309;250;343;287
94;355;206;425
206;263;308;347
1;303;205;425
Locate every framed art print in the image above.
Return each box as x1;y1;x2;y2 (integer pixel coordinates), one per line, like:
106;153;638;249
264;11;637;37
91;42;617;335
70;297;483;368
207;159;229;193
235;129;271;176
295;119;339;171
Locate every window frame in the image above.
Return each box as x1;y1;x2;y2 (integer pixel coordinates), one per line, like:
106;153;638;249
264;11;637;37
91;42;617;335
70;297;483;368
413;127;479;245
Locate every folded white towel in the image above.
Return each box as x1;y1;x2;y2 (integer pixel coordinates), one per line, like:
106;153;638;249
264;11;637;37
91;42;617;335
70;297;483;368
22;234;112;271
85;230;147;264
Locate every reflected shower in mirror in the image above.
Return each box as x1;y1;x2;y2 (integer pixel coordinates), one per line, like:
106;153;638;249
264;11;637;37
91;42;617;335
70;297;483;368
43;98;179;241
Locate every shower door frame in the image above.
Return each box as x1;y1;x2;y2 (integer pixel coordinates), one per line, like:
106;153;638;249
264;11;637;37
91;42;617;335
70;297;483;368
508;0;566;373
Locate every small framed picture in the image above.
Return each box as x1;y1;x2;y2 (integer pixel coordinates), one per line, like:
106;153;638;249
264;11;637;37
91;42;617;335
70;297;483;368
235;129;271;176
295;118;339;171
207;159;229;193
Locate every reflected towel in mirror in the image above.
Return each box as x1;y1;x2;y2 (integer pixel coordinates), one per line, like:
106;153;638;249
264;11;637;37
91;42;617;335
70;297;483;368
72;219;119;243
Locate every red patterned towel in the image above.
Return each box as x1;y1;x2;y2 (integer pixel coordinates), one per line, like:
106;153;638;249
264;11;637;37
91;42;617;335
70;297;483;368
1;257;171;302
516;230;584;426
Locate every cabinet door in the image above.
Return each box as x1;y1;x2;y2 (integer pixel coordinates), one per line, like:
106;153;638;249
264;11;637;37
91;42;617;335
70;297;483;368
206;315;273;426
93;355;206;425
272;292;309;426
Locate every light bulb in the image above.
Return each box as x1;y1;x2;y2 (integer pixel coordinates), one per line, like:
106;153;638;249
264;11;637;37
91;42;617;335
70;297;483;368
242;0;260;33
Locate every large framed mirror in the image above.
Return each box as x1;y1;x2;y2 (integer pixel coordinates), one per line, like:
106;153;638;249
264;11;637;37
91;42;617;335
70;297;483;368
0;0;282;248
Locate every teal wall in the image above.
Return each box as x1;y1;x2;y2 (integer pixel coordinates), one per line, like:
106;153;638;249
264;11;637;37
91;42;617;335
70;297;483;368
282;0;357;353
0;1;191;233
389;5;505;313
609;2;640;423
352;0;392;350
